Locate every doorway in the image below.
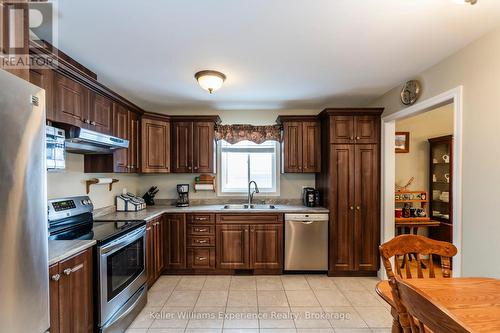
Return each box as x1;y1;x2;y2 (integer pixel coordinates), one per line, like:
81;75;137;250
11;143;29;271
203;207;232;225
380;87;463;278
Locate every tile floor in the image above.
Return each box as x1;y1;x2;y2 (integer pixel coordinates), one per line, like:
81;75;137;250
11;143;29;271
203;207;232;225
126;275;392;333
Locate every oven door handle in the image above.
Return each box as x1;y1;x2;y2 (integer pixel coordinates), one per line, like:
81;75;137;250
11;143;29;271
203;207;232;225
100;226;146;255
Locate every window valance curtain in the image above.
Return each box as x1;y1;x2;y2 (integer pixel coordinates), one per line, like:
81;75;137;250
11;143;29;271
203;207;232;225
215;124;282;144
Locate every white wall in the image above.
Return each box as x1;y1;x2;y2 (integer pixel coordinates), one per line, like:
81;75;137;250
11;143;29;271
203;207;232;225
395;104;454;192
372;26;500;278
47;109;318;206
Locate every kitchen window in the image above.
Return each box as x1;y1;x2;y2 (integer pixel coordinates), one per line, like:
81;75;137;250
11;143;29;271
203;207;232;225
219;140;279;195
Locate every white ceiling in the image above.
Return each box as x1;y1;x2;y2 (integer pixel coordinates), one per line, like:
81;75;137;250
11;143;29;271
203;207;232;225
54;0;500;112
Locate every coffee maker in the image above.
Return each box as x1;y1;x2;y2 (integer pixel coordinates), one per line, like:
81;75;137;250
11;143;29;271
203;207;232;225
176;184;189;207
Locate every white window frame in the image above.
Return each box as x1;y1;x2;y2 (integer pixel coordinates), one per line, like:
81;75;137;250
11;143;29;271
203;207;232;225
217;140;281;196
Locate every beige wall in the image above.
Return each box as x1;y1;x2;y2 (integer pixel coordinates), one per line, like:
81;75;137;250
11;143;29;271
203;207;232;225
395;104;453;192
372;26;500;278
47;154;139;209
47;109;318;207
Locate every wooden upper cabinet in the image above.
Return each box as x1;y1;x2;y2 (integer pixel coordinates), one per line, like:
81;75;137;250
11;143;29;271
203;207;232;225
278;116;320;173
89;92;113;134
49;248;93;333
354;116;379;144
54;73;88;127
172;121;193;173
302;121;321;172
141;115;170;173
128;111;140;173
193;121;215;173
282;122;303;173
171;117;219;174
330;115;379;144
112;103;130;172
330;116;354;144
29;68;54;120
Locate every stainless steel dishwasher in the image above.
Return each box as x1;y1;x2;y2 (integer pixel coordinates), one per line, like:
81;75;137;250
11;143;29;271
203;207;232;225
285;213;329;271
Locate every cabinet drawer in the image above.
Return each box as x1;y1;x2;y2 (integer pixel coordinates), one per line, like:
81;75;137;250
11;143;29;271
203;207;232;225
187;214;215;224
187;236;215;247
188;224;215;235
216;214;283;224
187;248;215;269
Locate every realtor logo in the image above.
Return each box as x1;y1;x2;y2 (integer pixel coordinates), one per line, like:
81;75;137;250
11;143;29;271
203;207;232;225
1;0;58;70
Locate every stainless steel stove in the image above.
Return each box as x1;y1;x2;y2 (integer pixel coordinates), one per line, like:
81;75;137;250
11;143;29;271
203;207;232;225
48;196;147;333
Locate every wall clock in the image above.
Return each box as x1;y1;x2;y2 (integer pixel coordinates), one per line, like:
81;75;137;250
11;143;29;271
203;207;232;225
400;80;421;106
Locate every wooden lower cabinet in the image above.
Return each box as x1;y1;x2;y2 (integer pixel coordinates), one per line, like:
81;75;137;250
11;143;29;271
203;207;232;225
165;214;186;270
249;224;283;270
215;214;284;271
49;247;93;333
216;224;250;269
146;216;166;288
187;248;216;269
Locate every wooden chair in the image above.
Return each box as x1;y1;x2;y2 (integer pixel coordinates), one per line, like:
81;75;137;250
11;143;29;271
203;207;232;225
379;234;458;333
394;277;470;333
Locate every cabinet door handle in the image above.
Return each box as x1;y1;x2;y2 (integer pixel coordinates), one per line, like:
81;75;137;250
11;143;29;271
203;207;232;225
91;121;96;126
349;206;354;210
51;274;61;281
194;166;198;170
349;136;354;140
356;136;360;140
188;166;192;170
195;217;208;221
356;206;361;210
196;257;207;261
196;228;208;232
63;268;72;276
197;239;208;244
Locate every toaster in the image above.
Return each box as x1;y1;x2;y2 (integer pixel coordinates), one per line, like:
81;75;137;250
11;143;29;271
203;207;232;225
116;193;146;212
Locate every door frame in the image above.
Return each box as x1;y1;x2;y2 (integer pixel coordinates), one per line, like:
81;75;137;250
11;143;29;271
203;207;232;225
380;86;463;278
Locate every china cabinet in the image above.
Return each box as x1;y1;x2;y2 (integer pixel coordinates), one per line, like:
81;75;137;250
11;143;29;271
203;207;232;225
428;135;453;243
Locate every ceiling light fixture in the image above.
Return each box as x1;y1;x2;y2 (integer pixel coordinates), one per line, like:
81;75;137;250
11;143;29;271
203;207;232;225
453;0;477;4
194;70;226;94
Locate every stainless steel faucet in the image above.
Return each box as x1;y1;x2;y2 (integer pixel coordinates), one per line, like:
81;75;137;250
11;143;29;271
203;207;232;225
248;181;260;206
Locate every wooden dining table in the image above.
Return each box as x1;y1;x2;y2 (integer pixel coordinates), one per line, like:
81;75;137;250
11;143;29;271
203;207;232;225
376;278;500;332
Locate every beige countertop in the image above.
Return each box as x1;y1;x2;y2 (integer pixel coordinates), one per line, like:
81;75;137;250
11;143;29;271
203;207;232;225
48;240;96;266
94;204;329;222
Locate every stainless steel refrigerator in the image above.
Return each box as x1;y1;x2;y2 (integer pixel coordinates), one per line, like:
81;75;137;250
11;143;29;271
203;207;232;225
0;69;49;333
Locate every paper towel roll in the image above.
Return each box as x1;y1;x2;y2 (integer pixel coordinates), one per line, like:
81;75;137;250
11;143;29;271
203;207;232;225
93;178;113;184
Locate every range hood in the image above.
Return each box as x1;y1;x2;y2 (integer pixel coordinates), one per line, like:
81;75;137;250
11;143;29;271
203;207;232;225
53;123;129;154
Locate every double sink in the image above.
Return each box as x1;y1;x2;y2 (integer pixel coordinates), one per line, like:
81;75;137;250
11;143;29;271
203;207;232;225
223;204;276;210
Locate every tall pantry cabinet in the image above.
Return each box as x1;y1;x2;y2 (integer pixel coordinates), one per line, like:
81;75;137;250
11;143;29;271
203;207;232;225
316;108;383;276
